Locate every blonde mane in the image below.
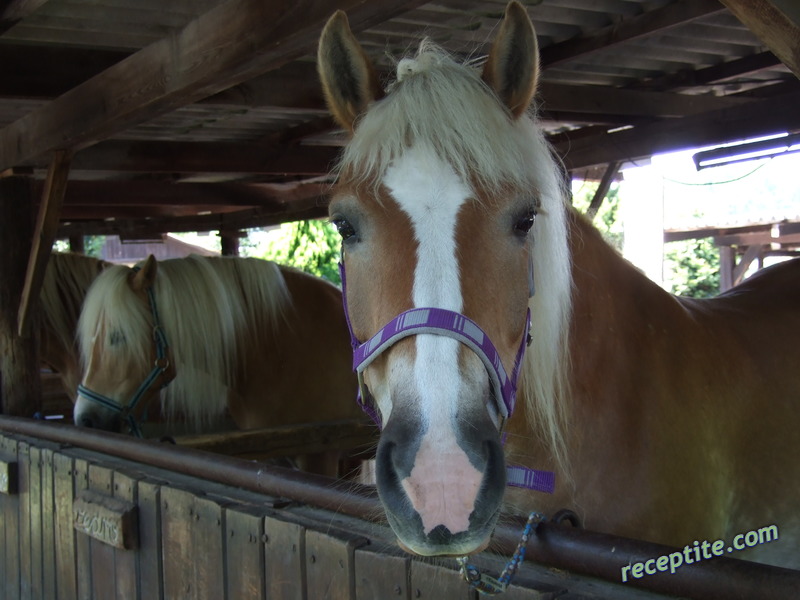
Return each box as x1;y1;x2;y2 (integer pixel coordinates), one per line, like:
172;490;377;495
42;253;108;361
78;255;290;427
340;41;574;476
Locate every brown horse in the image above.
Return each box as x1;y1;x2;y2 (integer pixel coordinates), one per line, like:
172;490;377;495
41;253;110;398
317;1;800;567
74;254;362;441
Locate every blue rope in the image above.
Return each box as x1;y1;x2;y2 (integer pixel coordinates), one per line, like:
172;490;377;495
456;511;545;595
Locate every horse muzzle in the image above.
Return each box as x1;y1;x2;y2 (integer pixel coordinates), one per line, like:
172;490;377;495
375;403;507;556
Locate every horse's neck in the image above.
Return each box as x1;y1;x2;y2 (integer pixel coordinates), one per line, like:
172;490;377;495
567;209;677;340
562;209;688;436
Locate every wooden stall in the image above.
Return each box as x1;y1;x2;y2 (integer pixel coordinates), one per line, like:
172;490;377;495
1;416;798;600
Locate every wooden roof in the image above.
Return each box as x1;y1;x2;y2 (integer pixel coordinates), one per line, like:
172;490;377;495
1;0;799;238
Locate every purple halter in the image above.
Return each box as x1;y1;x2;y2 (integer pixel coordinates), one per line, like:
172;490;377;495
338;260;554;494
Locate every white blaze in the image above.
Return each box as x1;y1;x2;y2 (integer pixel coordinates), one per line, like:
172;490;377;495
384;144;481;535
383;143;471;427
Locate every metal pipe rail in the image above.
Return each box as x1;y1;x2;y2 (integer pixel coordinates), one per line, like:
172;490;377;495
1;415;797;599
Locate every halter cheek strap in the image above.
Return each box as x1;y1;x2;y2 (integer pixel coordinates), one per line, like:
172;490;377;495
77;280;173;438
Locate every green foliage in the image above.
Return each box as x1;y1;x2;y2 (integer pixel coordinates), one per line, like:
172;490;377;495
573;179;720;298
52;235;105;257
664;238;720;298
571;181;624;251
244;220;341;285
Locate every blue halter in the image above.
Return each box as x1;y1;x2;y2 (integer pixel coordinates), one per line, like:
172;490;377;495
77;278;172;438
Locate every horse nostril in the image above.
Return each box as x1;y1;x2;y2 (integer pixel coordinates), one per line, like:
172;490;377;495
78;415;95;428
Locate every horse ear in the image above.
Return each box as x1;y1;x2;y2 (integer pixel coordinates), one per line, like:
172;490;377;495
317;10;384;132
130;254;157;291
482;1;539;118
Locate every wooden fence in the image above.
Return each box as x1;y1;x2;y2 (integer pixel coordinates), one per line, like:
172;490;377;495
0;417;796;600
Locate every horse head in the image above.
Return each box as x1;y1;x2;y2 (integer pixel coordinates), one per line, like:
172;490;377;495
318;1;568;556
74;255;174;435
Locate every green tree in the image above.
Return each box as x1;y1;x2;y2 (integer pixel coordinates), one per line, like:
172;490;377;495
573;180;720;298
664;238;720;298
245;220;342;284
52;235;105;256
571;181;624;251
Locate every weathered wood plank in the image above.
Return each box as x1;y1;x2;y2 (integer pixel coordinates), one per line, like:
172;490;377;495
137;480;164;600
68;141;339;176
86;466;116;599
306;527;370;600
264;515;306;600
225;507;265;599
18;441;32;600
113;471;140;600
161;486;225;600
719;0;800;79
539;0;725;67
53;451;77;600
58;198;330;239
0;455;18;494
0;0;50;35
0;0;427;170
354;544;411;599
29;445;44;599
410;559;475;600
73;459;92;600
41;448;57;600
0;435;20;599
0;441;5;596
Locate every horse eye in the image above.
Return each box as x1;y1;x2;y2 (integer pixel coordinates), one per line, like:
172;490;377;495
109;330;126;346
332;218;357;242
514;209;536;236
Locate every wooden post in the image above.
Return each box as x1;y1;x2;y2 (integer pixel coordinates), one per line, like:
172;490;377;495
0;174;41;416
587;161;620;220
68;235;85;254
18;149;73;336
219;230;241;256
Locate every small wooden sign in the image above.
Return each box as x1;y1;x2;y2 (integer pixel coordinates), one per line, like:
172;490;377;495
0;459;18;495
73;489;138;550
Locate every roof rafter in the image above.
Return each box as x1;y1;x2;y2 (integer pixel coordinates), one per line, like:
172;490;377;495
0;0;427;170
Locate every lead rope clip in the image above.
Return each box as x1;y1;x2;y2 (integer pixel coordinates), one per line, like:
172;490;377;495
456;511;545;595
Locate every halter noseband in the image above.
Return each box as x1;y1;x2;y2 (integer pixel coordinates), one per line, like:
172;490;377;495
77;270;173;438
339;258;531;429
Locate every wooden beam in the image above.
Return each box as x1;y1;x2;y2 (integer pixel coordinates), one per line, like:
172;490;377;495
66;141;339;176
0;0;50;35
59;180;329;209
732;244;763;285
553;91;800;169
0;44;128;99
0;0;427;170
539;0;725;68
664;220;800;243
18;149;71;336
633;51;783;92
586;161;620;220
719;0;800;79
538;82;749;119
57;185;331;238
